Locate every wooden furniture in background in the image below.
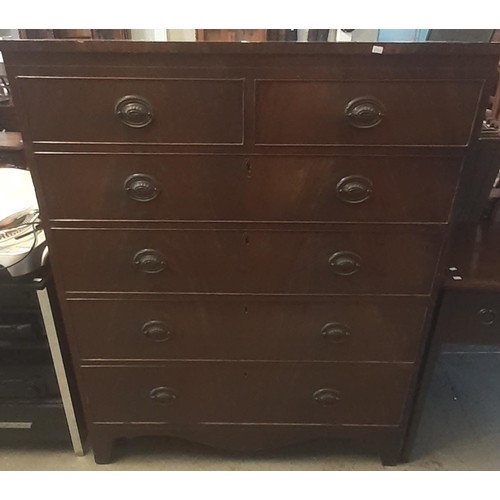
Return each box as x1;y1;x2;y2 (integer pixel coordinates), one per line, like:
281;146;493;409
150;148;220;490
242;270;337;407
266;29;299;41
1;40;499;465
437;221;500;345
18;30;54;39
92;30;130;40
196;30;266;42
435;69;500;347
402;79;500;458
19;30;130;40
456;128;500;223
432;121;500;347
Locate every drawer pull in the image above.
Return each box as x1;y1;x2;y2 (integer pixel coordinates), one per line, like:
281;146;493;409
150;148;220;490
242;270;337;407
149;387;177;404
336;175;373;204
478;308;497;325
313;388;340;405
345;97;385;129
142;320;171;342
115;95;153;128
124;174;159;202
133;249;166;274
328;251;361;276
321;323;351;342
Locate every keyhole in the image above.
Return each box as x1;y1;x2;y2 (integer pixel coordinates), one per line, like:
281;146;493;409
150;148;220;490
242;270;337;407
243;371;248;378
244;305;248;314
243;232;250;246
244;158;252;178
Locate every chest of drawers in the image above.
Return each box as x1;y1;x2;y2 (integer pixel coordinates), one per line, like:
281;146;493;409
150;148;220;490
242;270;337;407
2;40;499;465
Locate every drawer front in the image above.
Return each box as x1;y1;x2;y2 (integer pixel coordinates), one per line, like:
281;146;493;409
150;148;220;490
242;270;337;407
38;154;462;224
68;296;427;362
17;77;244;145
437;291;500;345
82;362;413;425
52;228;443;294
256;80;482;146
0;402;70;442
0;365;59;400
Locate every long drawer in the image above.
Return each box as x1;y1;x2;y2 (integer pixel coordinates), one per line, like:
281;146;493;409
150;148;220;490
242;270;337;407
17;77;244;144
37;154;462;223
68;296;427;362
255;79;483;146
81;362;413;425
52;228;443;294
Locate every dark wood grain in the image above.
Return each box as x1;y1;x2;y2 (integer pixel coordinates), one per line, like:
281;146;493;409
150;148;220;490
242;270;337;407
445;222;500;290
436;290;500;345
3;40;500;56
51;227;444;294
256;80;483;146
81;362;413;425
67;296;427;362
36;154;462;224
432;222;500;345
2;40;498;464
89;422;402;464
16;77;244;145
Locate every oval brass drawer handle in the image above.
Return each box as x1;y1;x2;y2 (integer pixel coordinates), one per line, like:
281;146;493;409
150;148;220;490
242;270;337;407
336;175;373;204
133;249;166;274
115;95;153;128
345;96;385;129
321;323;351;343
150;387;177;404
142;320;171;342
328;251;362;276
124;173;160;202
313;388;341;405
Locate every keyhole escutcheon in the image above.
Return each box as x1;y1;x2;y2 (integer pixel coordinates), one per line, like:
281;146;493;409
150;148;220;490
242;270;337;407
244;158;252;178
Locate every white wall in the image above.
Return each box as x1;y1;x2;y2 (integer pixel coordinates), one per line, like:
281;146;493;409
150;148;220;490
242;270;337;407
130;29;168;41
167;29;196;41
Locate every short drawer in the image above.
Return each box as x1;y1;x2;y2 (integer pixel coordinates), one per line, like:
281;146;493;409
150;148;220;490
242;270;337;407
81;362;413;425
52;227;443;295
437;290;500;345
68;296;428;362
256;80;483;146
17;77;244;145
37;154;462;224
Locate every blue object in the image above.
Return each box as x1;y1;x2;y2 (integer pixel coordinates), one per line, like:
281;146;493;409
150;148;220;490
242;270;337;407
377;30;429;42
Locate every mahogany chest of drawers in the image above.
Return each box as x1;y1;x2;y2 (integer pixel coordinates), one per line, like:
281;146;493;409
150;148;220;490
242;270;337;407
2;40;499;465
